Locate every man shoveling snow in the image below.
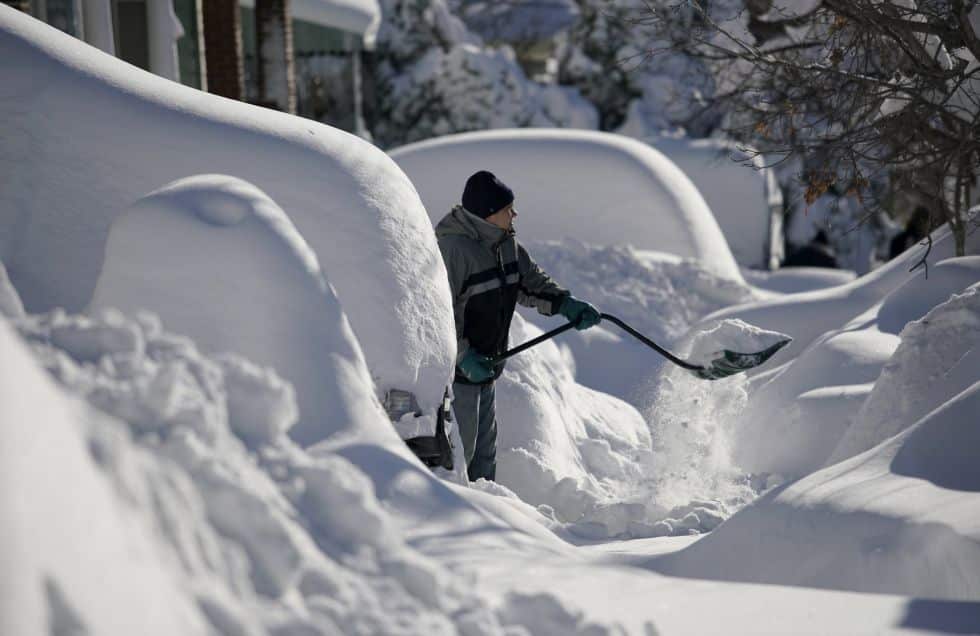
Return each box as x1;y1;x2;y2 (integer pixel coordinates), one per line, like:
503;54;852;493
436;170;601;482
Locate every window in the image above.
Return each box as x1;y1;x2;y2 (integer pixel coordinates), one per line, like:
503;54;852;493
240;5;258;101
44;0;83;37
112;0;150;71
174;0;202;88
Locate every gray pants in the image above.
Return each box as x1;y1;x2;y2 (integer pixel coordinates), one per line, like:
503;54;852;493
452;380;497;482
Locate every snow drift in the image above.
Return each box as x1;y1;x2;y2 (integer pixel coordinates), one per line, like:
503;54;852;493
699;223;980;372
650;282;980;600
87;175;386;446
728;254;980;479
652;380;980;600
516;239;755;403
0;320;206;636
3;299;626;635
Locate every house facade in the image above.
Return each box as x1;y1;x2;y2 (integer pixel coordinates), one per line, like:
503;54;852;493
6;0;379;135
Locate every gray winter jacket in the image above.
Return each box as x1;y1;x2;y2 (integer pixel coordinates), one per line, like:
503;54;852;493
435;206;569;384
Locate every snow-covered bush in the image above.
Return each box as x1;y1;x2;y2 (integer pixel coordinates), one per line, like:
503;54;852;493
369;0;596;147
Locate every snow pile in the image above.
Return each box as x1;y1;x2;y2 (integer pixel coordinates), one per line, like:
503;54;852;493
890;382;980;492
87;175;387;446
0;321;206;636
733;328;897;478
830;279;980;464
492;313;778;540
0;8;454;415
494;314;656;539
729;256;980;479
4;302;638;635
653;380;980;600
517;239;755;402
699;223;980;369
647;269;980;599
390;128;744;283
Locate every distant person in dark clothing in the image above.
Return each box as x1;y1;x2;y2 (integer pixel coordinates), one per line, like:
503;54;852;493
783;229;839;268
889;206;931;260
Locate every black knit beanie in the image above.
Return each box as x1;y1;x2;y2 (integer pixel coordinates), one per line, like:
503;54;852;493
461;171;514;219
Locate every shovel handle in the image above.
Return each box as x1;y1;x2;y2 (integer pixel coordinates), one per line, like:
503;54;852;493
491;320;577;363
599;314;704;371
491;312;706;372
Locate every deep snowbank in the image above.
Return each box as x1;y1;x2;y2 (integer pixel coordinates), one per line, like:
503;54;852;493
650;285;980;599
730;257;980;478
652;381;980;600
87;175;386;446
389;128;744;282
0;320;206;636
516;239;756;402
700;223;980;372
0;6;454;413
495;314;656;538
830;278;980;463
3;300;635;635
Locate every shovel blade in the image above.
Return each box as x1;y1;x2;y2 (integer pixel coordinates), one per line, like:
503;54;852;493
691;339;792;380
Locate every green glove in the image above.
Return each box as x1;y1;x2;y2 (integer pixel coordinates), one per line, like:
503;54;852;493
559;296;601;330
458;348;495;383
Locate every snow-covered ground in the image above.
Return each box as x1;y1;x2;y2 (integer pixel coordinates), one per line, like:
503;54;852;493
3;6;980;635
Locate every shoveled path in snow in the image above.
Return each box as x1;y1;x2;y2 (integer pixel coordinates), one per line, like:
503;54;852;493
349;445;969;635
481;535;980;635
433;526;959;635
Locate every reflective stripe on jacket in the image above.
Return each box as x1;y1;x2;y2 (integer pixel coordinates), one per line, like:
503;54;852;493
435;206;569;384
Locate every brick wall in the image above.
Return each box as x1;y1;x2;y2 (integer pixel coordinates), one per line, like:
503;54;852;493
202;0;244;100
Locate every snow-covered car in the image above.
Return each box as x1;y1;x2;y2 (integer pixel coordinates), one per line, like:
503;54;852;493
0;6;456;445
645;136;784;270
389;128;744;284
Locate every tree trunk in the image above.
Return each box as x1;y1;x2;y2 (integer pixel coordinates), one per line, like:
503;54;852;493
255;0;296;114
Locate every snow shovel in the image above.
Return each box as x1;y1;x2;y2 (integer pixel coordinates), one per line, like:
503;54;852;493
492;313;790;380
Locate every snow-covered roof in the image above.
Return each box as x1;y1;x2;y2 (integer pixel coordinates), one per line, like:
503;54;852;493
239;0;381;48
